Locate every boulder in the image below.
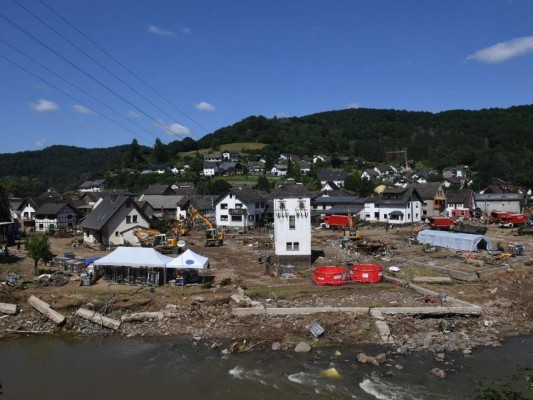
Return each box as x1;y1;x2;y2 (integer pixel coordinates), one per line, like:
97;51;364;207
430;368;446;379
294;342;311;353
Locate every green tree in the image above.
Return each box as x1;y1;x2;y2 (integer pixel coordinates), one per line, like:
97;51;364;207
254;175;271;192
211;179;232;195
153;138;167;163
25;235;53;276
127;139;143;166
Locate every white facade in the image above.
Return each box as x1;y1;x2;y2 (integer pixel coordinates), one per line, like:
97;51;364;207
83;206;149;246
35;205;77;233
363;199;422;224
273;196;311;256
215;192;266;233
271;165;288;176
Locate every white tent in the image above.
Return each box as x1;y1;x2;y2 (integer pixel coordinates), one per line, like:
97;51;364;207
417;230;493;252
94;247;172;268
166;249;209;270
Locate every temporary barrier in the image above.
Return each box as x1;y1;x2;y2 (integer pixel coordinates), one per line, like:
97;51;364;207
312;266;347;286
349;264;384;283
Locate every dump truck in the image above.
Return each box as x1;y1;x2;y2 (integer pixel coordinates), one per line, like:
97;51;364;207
321;215;353;229
489;211;512;224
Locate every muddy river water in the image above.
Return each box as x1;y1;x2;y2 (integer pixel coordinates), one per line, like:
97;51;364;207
0;335;531;400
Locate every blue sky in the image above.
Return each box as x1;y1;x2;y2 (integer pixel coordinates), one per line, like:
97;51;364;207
1;0;532;154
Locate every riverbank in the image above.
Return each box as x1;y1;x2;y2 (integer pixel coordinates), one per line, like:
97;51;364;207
1;225;532;357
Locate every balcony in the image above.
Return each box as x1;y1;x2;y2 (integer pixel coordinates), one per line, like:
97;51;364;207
229;208;247;216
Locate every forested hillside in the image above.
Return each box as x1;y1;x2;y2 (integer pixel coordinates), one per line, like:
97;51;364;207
1;105;532;193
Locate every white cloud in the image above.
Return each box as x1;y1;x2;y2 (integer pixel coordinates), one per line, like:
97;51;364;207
127;110;141;118
29;99;58;112
275;112;290;118
467;36;533;63
35;139;47;147
148;24;177;37
195;101;215;111
346;102;360;109
181;27;191;34
72;104;95;115
155;120;192;137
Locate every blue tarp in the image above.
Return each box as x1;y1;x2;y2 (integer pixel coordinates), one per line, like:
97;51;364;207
85;256;102;266
417;230;493;252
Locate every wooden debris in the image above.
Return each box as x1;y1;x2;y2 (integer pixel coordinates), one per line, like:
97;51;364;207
75;308;121;331
4;329;52;334
121;311;164;322
0;302;17;315
28;295;66;325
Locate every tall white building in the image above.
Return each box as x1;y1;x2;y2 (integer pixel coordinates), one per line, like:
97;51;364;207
273;186;311;265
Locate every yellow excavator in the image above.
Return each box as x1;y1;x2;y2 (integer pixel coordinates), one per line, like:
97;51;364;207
341;212;361;240
132;229;181;254
188;207;224;247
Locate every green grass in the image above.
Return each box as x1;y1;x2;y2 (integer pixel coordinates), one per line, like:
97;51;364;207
178;142;267;158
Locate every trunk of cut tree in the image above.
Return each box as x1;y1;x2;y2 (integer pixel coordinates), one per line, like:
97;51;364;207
34;259;39;276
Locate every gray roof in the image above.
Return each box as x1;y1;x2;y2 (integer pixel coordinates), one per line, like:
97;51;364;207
219;188;266;204
80;195;133;230
445;189;473;204
35;202;76;216
409;182;443;200
143;184;175;195
364;168;379;177
189;195;217;211
218;161;237;171
272;184;312;199
475;193;525;201
376;187;422;205
316;169;347;181
79;179;106;189
314;195;360;205
141;195;184;210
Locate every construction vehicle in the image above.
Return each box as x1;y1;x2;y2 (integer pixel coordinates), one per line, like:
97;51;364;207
499;214;527;228
188;208;224;247
428;217;456;230
132;229;181;254
321;215;352;229
341;212;361;240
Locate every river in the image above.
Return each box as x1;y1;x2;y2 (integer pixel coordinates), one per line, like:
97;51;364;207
0;335;531;400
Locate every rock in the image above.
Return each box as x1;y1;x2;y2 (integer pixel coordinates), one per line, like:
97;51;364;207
320;367;342;380
271;341;281;351
394;364;404;371
430;368;446;379
463;349;472;355
375;353;387;364
294;342;311;353
357;353;370;364
361;321;371;330
435;353;445;361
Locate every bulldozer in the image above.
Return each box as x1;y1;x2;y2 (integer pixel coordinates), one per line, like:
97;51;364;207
188;207;224;247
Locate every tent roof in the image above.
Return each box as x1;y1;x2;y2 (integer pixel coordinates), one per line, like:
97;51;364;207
166;249;209;270
417;230;493;252
94;247;173;268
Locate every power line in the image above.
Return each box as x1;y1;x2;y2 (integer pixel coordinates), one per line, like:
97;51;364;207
12;0;204;138
0;10;189;140
0;51;153;147
0;37;163;143
37;0;211;135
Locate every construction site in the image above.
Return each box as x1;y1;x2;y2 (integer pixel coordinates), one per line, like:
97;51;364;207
0;221;532;355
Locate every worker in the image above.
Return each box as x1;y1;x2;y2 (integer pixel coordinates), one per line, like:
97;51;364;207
265;255;272;275
257;251;263;264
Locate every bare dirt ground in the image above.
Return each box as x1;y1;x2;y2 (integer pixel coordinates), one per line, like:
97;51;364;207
1;224;532;354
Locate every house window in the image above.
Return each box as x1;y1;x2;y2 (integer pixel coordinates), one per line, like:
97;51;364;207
235;203;243;209
255;202;259;208
115;231;119;236
39;224;43;229
133;215;138;223
286;242;299;251
232;215;242;222
221;215;228;221
260;202;265;208
221;203;228;209
374;212;379;219
126;216;131;224
289;216;295;229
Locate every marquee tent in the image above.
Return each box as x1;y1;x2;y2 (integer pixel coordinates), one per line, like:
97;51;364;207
166;249;209;270
94;247;172;267
417;230;493;252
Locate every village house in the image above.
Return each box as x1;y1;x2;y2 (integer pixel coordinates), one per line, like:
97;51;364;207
248;161;265;176
202;162;219;177
410;182;446;220
364;187;422;225
222;151;239;162
271;164;288;177
217;161;238;176
141;165;169;174
34;202;78;233
78;179;107;193
273;185;312;266
142;184;175;196
361;168;380;181
203;153;223;163
215;188;267;233
445;189;476;218
80;194;150;246
137;193;185;221
316;169;347;188
474;193;525;216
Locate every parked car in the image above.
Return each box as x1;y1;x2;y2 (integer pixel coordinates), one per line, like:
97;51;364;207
53;230;73;238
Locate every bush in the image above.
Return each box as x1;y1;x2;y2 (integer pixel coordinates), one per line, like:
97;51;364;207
219;277;232;286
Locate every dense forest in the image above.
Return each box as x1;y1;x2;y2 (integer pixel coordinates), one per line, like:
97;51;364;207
1;105;532;193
